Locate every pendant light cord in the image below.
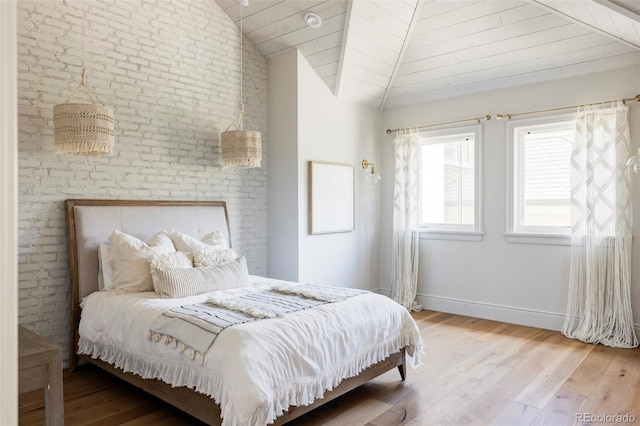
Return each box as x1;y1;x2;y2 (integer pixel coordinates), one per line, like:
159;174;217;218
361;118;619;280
223;0;259;133
239;1;244;130
63;0;106;107
82;0;86;102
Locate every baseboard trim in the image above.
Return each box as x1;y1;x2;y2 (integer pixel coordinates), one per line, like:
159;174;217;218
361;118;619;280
417;293;564;331
374;290;640;337
415;293;640;336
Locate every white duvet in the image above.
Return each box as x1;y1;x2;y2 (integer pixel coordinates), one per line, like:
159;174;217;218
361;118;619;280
78;276;424;426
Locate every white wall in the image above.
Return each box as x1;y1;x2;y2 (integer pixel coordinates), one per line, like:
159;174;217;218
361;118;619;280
297;51;381;290
1;1;18;423
380;65;640;330
267;50;299;281
17;0;268;366
267;49;382;290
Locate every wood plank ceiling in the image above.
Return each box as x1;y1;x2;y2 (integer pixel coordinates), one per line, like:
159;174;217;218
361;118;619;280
214;0;640;110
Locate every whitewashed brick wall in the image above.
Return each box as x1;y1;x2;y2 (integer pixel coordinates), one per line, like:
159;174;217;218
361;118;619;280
17;0;268;366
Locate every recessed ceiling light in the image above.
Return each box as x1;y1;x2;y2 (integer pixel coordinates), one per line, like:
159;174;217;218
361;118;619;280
304;12;322;28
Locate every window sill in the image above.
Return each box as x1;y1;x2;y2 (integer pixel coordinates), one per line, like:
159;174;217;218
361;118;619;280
419;230;484;242
504;232;570;246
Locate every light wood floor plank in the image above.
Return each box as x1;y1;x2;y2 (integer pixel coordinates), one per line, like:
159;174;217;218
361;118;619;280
487;401;541;426
578;350;640;418
557;344;613;397
513;340;593;409
530;390;587;426
19;311;640;425
456;379;529;425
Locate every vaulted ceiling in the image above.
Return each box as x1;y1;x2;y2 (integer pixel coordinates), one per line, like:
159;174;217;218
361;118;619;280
215;0;640;110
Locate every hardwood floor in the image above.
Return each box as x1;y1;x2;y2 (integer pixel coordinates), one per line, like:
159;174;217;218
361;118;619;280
19;311;640;425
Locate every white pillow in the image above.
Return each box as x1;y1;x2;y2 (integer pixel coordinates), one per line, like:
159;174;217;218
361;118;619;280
151;256;249;298
97;243;114;291
168;230;228;252
109;230;175;294
201;231;227;248
148;251;193;294
193;248;238;267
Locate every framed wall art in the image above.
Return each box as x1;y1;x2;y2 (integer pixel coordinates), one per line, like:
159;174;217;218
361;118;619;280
308;161;355;235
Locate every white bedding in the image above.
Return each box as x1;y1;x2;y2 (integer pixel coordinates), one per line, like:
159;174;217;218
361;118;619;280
78;275;424;426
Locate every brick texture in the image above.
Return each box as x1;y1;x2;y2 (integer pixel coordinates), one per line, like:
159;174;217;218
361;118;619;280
17;0;268;366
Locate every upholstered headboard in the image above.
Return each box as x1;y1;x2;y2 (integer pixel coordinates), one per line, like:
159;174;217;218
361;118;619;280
65;199;230;370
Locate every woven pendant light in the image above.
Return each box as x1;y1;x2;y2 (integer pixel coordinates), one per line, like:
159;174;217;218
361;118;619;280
53;0;114;156
54;68;114;156
221;104;262;168
221;0;262;169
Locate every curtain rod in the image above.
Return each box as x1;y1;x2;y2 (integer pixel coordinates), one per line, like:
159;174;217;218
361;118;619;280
496;94;640;120
385;114;491;134
386;95;640;134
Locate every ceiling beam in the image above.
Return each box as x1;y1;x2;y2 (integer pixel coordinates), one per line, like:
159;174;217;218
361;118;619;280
333;0;354;99
379;0;424;110
529;0;640;50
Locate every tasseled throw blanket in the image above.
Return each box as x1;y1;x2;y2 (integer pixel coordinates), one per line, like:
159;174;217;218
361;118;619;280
149;283;367;363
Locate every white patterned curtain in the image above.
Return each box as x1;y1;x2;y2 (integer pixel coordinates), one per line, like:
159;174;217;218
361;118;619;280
391;128;422;311
562;100;638;348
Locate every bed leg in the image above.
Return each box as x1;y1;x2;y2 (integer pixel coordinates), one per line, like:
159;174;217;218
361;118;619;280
398;347;406;381
397;365;405;381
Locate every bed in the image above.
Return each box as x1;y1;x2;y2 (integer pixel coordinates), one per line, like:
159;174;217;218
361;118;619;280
66;199;423;425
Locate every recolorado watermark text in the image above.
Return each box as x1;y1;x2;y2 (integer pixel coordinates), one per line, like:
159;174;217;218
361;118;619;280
575;413;636;424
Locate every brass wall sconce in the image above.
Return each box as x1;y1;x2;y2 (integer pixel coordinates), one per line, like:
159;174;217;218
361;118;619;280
362;159;381;184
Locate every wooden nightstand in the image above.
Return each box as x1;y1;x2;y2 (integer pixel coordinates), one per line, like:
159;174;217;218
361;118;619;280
19;326;64;426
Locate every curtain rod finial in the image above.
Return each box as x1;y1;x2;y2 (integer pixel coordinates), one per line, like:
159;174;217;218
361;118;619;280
386;129;392;134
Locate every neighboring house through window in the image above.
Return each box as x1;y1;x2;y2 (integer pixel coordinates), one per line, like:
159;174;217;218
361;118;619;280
419;125;483;241
506;114;574;244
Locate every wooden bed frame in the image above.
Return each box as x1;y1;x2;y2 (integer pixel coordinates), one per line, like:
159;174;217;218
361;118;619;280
65;199;407;425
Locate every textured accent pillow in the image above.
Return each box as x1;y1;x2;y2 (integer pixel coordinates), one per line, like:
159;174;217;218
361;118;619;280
151;256;249;298
193;248;238;267
109;230;175;294
168;230;228;252
97;243;114;291
148;251;194;294
201;231;227;248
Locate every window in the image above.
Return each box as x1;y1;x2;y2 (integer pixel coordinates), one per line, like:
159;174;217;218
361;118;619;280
508;115;574;239
419;125;482;238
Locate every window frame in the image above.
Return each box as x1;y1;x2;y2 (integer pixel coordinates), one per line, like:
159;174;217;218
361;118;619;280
418;124;483;241
505;114;574;245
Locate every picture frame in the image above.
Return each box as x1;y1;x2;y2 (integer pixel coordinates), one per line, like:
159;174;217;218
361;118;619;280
308;161;355;235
